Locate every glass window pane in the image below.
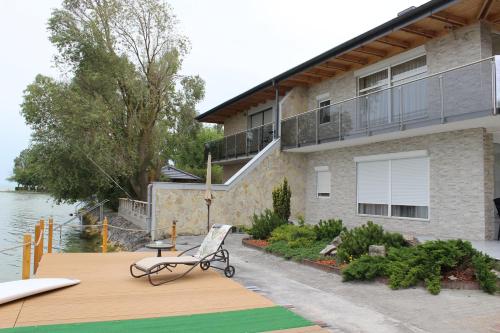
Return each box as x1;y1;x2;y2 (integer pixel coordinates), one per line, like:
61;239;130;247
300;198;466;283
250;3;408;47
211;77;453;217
359;70;388;91
391;55;426;82
358;203;388;216
263;109;273;124
250;113;262;128
391;205;428;219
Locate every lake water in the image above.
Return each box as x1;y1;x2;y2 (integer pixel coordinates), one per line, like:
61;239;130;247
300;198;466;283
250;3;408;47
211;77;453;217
0;191;94;282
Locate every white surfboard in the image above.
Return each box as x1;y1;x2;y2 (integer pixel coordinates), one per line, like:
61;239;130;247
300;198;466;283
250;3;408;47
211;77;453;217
0;278;80;305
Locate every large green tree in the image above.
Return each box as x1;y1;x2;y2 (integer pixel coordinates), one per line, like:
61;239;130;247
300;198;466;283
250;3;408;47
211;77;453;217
19;0;205;202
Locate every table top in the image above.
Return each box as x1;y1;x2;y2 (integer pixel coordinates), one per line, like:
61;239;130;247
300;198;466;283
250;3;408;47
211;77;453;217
145;241;174;249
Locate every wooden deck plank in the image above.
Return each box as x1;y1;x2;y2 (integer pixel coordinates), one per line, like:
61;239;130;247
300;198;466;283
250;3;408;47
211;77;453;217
0;300;23;329
4;252;276;328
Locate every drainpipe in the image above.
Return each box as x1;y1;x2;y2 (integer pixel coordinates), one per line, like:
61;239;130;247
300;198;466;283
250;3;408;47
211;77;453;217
273;80;280;139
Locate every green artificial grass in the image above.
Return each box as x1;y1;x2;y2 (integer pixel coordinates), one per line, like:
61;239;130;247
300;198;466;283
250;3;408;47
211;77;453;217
1;306;312;333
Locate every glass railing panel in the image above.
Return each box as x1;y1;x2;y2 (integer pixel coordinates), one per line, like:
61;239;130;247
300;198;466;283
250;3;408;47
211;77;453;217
443;60;493;119
247;127;260;154
235;132;246;157
297;111;316;146
318;105;339;143
262;123;274;148
226;135;236;159
281;117;297;148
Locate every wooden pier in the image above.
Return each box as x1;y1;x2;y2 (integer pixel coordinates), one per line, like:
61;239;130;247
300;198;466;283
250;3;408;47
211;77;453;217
0;252;325;332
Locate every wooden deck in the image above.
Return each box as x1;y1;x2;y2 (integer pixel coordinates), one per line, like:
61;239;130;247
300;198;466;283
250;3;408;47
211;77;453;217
0;252;325;332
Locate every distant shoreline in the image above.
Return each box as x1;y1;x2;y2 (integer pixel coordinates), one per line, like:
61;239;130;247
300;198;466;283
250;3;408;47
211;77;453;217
0;190;48;194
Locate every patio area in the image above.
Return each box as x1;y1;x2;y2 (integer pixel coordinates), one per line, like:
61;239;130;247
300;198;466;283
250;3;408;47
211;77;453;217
0;251;324;332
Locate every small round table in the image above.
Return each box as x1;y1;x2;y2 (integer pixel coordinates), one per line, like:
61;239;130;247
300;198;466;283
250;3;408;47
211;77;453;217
145;241;174;257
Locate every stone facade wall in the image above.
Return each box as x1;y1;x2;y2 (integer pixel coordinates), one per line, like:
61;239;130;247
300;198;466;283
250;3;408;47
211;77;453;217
222;162;246;182
224;111;247;136
153;143;307;235
281;86;308;120
303;128;494;240
426;22;486;74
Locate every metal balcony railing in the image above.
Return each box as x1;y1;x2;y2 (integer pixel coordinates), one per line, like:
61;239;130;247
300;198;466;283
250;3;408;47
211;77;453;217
281;56;499;149
205;123;274;162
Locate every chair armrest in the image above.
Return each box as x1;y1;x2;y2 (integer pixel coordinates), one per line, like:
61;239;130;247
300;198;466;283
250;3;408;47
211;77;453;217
177;245;200;257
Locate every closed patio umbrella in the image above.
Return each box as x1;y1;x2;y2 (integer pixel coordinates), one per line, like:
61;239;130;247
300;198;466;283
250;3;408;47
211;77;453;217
204;153;213;232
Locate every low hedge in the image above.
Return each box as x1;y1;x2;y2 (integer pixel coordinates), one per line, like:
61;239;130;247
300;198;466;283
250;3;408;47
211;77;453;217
342;239;498;295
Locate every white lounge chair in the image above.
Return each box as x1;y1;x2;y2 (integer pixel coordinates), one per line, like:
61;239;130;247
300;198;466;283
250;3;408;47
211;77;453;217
130;224;235;286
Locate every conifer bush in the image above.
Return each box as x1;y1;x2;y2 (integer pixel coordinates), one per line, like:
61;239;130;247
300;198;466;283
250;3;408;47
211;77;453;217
272;178;291;221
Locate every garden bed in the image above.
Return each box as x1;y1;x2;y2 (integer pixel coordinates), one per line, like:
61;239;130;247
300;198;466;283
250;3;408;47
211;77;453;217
242;238;342;272
242;237;489;291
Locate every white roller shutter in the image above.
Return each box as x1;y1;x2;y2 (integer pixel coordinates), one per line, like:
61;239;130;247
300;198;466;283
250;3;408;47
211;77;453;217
357;160;390;204
317;171;331;196
391;157;429;206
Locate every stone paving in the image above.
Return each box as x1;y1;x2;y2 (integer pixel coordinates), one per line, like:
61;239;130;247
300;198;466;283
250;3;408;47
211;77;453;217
159;233;500;333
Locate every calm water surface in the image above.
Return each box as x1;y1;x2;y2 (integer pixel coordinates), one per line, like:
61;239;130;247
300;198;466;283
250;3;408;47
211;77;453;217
0;191;95;282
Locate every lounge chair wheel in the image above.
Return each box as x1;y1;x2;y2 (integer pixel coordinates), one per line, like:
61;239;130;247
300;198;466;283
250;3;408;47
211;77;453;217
200;262;210;270
224;265;235;278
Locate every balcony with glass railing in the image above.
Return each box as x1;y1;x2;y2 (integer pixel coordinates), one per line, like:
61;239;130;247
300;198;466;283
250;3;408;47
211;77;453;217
205;123;274;163
281;56;499;150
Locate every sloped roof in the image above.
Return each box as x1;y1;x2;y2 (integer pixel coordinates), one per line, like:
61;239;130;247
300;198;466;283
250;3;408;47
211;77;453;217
161;165;203;182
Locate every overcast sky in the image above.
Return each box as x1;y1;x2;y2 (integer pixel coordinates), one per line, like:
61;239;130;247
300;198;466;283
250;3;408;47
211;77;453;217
0;0;427;189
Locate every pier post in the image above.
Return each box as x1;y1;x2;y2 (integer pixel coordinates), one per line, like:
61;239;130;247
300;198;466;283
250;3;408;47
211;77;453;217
22;234;31;279
34;223;40;274
39;219;45;265
102;217;108;253
48;218;53;254
172;220;177;251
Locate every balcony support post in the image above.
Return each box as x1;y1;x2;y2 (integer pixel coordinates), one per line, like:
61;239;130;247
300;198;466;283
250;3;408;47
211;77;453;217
399;87;404;131
296;116;299;148
315;110;319;145
439;75;445;124
492;57;497;115
273;80;280;139
339;105;342;140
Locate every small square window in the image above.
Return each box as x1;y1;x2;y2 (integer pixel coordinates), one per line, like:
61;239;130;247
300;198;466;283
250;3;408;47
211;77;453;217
319;100;331;124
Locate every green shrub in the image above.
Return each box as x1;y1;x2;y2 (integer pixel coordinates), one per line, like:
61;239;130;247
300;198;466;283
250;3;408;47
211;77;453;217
342;239;498;295
272;178;291;221
247;209;287;240
337;221;406;263
265;240;329;261
342;255;387;281
472;254;497;294
313;219;345;241
269;224;317;248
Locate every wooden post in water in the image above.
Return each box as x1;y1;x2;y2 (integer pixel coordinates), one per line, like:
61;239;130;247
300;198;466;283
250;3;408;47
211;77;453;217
102;217;108;253
171;220;177;251
39;219;45;265
48;218;53;254
22;234;31;279
33;223;40;274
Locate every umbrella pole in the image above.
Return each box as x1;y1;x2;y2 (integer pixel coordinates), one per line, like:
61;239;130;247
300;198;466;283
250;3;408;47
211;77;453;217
206;200;211;233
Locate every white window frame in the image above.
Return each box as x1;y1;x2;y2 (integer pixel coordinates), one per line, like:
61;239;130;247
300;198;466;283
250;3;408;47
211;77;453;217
355;150;430;221
315;166;331;198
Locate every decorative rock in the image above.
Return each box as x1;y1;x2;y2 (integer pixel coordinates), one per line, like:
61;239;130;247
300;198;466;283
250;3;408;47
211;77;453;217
320;244;337;255
331;235;342;246
448;275;458;281
402;234;420;247
368;245;386;257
